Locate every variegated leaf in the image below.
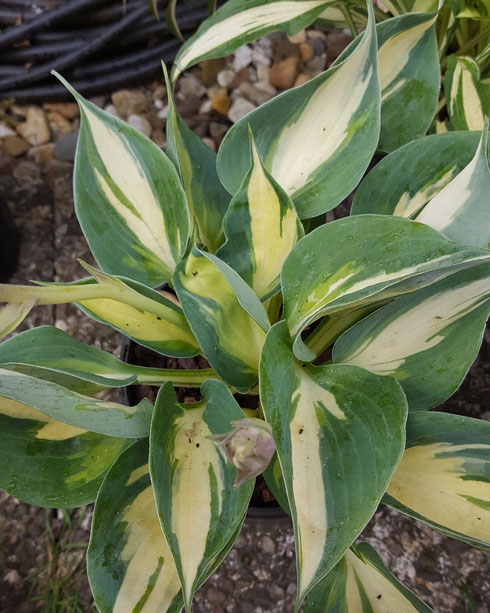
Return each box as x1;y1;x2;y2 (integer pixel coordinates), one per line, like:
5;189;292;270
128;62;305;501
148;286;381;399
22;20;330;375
281;215;490;361
385;411;490;550
173;247;268;391
352;131;481;217
373;12;439;151
262;453;291;516
0;397;129;508
12;265;200;357
55;73;189;288
335;11;440;151
171;0;331;80
0;326;137;390
333;263;490;410
0;369;152;438
149;381;253;610
216;131;303;301
315;4;368;29
445;55;489;131
0;299;36;340
381;0;438;15
305;542;433;612
259;321;407;608
416;125;490;249
216;1;380;219
164;64;230;253
88;439;184;613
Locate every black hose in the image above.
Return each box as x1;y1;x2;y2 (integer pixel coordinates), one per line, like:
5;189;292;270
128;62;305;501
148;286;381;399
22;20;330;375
0;48;179;101
0;0;110;49
0;2;149;90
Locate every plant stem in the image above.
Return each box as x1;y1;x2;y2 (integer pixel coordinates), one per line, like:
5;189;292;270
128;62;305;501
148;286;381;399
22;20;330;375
337;3;358;37
437;95;447;113
305;303;387;356
0;282;184;326
132;365;218;387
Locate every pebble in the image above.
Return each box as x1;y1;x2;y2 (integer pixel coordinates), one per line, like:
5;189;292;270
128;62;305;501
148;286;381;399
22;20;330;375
0;122;16;138
202;137;216;151
152;129;165;148
199;99;212;114
305;54;326;75
112;89;147;118
104;104;122;119
179;75;206;98
294;73;312;87
286;582;297;595
53;132;78;162
43;102;79;119
217;69;236;88
1;135;29;157
299;41;314;62
151;84;167;102
207;587;226;605
256;64;270;83
4;569;21;585
177;94;202;118
127;114;152;138
47;111;73;140
27;143;54;163
200;58;223;86
239;82;275;106
288;29;307;44
17;107;51;146
211;90;231;116
233;45;253;71
227;98;255;123
312;37;327;56
260;535;276;554
157;105;169;120
269;56;300;90
12;160;41;185
209;122;228;142
252;38;273;66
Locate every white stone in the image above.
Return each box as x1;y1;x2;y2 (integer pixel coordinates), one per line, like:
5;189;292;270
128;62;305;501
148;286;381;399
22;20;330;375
227;98;256;123
233;45;253;71
157;105;170;120
127;114;152;138
217;68;235;87
0;122;16;138
178;76;206;98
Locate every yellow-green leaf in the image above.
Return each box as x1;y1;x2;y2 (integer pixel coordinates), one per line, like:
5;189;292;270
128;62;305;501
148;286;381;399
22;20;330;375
217;131;303;300
385;411;490;550
149;381;253;610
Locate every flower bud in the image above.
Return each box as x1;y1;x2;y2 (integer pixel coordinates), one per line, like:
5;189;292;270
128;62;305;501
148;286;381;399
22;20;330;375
211;418;276;488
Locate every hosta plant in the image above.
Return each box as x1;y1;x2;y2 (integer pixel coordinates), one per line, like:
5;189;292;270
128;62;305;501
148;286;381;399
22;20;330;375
0;0;489;611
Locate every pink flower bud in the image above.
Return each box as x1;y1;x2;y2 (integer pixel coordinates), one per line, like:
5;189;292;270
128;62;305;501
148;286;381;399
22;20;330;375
211;418;276;488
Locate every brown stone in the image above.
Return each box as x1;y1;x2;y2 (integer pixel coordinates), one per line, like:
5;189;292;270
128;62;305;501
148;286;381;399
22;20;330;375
1;135;29;157
287;29;307;44
200;58;224;86
210;89;231;116
47;111;73;140
294;73;312;87
269;56;300;90
273;39;300;63
27;143;55;163
16;107;50;146
111;89;147;118
299;42;314;63
43;102;79;119
229;66;250;88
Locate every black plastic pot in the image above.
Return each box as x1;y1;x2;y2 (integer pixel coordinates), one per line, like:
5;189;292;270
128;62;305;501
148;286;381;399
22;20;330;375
119;336;288;520
0;195;20;282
